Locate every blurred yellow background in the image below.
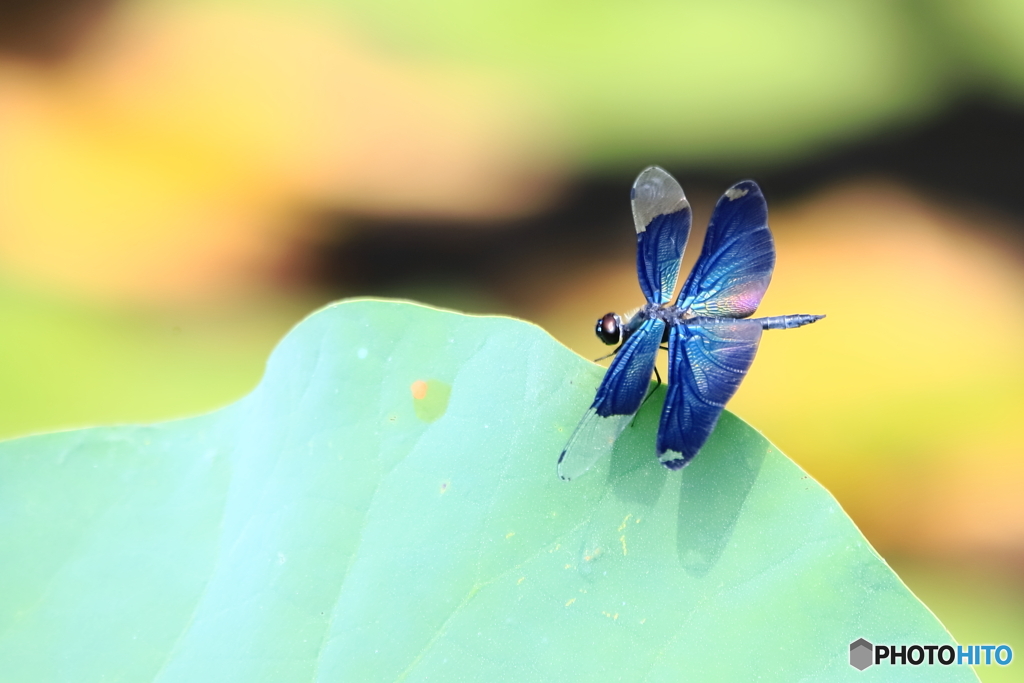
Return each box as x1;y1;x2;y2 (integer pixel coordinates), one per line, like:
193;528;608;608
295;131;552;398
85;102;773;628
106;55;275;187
1;1;1022;676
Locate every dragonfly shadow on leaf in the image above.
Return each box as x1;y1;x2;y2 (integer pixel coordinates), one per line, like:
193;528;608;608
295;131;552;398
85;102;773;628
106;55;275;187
676;412;767;577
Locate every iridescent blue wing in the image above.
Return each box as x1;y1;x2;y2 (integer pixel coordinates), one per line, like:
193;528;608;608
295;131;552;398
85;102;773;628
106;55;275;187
656;319;762;469
632;167;691;304
591;317;666;418
558;317;665;480
676;180;774;318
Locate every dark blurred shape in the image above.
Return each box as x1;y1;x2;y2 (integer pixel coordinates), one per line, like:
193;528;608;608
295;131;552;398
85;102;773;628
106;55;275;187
318;177;633;311
0;0;117;62
758;99;1024;217
320;98;1024;305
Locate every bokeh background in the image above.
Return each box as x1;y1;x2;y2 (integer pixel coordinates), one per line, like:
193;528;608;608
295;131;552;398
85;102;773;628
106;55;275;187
1;0;1022;676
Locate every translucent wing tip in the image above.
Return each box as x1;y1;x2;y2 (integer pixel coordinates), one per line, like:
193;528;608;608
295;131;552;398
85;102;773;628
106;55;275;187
556;450;571;481
659;452;691;470
632;166;689;234
557;410;633;481
556;449;584;481
721;179;763;202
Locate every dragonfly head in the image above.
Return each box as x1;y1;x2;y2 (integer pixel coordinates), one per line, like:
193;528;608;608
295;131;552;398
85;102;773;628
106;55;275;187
595;313;623;345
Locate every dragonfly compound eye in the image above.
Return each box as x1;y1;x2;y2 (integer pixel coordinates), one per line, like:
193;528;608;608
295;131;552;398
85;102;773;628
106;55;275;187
595;313;622;345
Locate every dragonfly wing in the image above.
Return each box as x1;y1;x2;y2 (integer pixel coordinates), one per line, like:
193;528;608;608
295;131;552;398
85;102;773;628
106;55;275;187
556;409;634;481
558;317;665;480
593;317;665;417
677;180;774;317
656;319;762;469
632;167;691;304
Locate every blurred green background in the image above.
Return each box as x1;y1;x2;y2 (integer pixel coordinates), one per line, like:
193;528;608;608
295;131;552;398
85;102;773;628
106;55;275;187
0;0;1021;678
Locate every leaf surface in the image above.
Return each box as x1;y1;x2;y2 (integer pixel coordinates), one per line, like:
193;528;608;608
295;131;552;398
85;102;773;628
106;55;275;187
0;300;977;682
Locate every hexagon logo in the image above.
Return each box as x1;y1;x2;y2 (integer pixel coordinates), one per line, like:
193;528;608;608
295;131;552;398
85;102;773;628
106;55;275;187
850;638;874;670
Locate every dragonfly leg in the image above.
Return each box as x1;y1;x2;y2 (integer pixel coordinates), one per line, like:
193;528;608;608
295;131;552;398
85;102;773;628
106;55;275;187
593;344;624;362
644;365;663;407
631;366;663;427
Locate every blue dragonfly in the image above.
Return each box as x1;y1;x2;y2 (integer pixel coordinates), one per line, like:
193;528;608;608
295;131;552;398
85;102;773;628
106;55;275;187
557;167;824;480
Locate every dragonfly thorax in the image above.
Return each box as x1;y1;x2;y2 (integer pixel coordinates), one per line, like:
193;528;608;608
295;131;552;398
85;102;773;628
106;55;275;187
635;302;690;327
598;303;694;346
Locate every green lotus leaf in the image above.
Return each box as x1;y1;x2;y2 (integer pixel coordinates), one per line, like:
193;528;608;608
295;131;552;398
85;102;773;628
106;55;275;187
0;300;976;681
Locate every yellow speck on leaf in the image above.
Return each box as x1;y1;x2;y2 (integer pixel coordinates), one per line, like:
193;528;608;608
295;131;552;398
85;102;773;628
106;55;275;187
640;618;647;625
517;576;525;585
505;532;515;539
565;598;576;607
620;535;628;556
564;564;572;570
618;514;632;531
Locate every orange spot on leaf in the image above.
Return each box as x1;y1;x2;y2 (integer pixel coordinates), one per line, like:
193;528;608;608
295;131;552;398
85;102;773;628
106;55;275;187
410;380;428;400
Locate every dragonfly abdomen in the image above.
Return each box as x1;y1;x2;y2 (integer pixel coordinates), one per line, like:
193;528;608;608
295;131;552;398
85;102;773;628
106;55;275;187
755;314;825;330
